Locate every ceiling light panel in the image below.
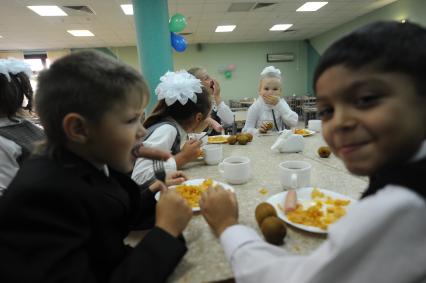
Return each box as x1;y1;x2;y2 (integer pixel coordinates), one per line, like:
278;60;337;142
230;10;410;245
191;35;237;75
215;25;236;32
296;2;328;12
120;4;133;15
27;6;67;16
67;30;95;37
270;24;293;31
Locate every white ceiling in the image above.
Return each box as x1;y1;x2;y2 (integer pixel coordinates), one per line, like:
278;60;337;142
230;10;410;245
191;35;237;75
0;0;398;50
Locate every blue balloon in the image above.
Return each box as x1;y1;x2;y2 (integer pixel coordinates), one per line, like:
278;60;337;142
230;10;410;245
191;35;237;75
170;32;187;52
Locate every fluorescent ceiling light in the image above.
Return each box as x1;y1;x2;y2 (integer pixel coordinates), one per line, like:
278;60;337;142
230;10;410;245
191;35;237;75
120;4;133;15
67;30;95;37
215;25;236;32
296;2;328;12
27;5;67;16
270;24;293;31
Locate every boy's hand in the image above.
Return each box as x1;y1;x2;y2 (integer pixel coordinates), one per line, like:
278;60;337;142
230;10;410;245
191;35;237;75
200;185;238;237
211;79;222;104
207;117;223;133
263;94;279;106
156;190;192;237
165;171;188;186
134;144;172;161
259;122;269;133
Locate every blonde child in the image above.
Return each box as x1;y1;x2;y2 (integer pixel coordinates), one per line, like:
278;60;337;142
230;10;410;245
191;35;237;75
188;67;234;135
242;66;298;134
0;58;44;194
132;70;211;186
0;51;192;282
200;21;426;282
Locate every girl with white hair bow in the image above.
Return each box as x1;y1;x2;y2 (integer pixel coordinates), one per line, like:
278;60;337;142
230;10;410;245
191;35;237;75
132;70;211;186
0;58;45;194
242;66;298;135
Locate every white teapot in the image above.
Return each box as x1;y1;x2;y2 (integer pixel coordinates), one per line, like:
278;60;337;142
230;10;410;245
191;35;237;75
271;130;304;153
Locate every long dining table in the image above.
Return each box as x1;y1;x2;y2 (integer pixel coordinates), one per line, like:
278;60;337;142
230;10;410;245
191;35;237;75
128;131;368;283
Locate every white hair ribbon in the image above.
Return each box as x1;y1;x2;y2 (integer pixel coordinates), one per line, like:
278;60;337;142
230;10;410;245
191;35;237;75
260;66;281;76
155;70;202;106
0;58;32;82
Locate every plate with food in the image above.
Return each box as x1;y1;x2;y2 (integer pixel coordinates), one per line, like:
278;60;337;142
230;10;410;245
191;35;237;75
208;135;230;144
155;178;234;211
266;187;356;234
293;128;315;137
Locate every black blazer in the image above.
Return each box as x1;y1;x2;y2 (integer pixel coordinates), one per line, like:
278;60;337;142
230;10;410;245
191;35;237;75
0;151;187;283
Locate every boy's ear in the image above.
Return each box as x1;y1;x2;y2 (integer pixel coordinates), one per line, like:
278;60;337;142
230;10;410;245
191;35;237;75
62;113;90;144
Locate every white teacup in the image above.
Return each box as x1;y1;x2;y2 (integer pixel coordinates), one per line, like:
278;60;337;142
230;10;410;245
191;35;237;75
308;120;322;132
279;161;311;189
203;144;223;165
218;156;251;184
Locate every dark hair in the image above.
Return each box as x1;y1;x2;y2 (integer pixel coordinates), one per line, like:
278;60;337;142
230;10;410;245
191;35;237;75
0;71;33;120
314;21;426;96
144;88;211;128
35;50;149;149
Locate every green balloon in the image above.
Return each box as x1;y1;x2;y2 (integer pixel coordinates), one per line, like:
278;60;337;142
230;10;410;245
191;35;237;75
224;70;232;79
169;13;187;33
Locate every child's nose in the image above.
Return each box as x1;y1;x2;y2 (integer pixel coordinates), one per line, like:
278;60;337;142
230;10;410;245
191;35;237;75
333;107;357;130
136;124;146;139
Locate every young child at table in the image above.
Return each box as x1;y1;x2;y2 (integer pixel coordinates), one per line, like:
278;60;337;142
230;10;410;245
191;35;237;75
242;66;298;134
0;58;45;195
199;21;426;282
188;67;234;135
0;50;193;283
132;70;211;186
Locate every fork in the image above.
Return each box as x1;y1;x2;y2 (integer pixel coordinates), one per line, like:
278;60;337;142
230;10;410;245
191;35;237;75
198;127;213;141
153;159;166;183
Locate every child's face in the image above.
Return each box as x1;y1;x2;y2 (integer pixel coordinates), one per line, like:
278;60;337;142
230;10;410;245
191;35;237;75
86;88;146;173
259;78;281;98
195;69;213;90
316;64;426;176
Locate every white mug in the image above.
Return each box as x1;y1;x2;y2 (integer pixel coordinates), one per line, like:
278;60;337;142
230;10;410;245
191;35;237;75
308;120;322;132
279;161;311;189
218;156;251;184
203;144;223;165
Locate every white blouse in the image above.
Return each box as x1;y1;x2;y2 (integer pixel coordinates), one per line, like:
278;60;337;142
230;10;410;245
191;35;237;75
242;97;298;135
131;119;188;185
213;101;234;127
219;142;426;283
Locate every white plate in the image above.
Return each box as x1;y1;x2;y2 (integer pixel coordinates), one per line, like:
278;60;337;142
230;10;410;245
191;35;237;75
266;187;357;234
294;129;315;137
207;135;230;144
155;178;235;211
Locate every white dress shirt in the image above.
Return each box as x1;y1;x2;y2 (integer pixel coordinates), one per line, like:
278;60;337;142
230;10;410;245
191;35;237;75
0;118;24;194
242;97;298;135
131;119;188;185
213;101;234;127
220;142;426;283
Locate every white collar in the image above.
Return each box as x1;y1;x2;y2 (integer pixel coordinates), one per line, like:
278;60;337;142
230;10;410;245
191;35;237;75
0;117;23;127
412;140;426;162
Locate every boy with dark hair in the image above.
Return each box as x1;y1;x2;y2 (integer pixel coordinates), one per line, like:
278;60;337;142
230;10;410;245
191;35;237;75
0;50;192;283
199;21;426;282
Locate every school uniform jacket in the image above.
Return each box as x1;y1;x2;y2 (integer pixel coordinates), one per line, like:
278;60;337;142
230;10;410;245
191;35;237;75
0;150;187;283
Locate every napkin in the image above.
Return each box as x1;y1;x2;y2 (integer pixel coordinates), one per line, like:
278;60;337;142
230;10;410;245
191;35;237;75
270;130;304;153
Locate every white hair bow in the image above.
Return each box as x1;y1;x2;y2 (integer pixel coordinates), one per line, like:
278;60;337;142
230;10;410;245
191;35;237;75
260;66;281;76
155;70;202;106
0;58;32;82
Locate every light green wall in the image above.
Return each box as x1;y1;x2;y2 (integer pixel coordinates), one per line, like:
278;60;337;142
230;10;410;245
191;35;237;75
111;41;308;102
311;0;426;54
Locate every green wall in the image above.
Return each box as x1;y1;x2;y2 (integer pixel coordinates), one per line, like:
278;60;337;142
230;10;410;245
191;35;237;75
111;40;308;103
311;0;426;54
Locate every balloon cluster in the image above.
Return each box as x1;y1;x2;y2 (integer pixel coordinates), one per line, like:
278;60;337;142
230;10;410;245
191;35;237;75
169;13;187;52
218;64;236;79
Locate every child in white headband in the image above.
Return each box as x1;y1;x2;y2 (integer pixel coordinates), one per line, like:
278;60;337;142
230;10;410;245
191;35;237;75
242;66;298;134
0;58;45;194
132;70;211;186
